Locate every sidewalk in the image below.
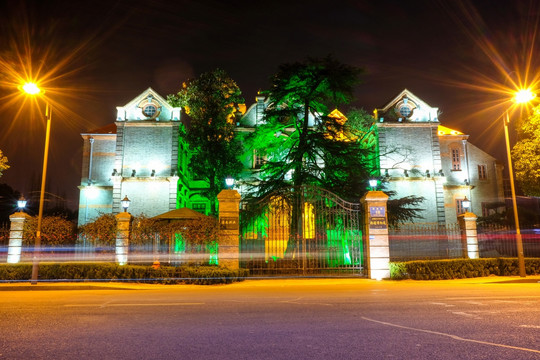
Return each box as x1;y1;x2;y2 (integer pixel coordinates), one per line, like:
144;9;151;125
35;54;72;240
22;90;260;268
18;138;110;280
1;275;539;291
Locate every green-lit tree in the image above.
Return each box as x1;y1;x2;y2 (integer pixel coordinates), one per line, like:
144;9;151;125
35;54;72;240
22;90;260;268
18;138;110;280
512;105;540;196
168;69;245;215
243;56;373;200
242;57;423;226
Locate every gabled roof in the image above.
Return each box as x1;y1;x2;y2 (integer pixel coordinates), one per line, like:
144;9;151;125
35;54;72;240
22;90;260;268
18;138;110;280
120;87;171;109
116;87;182;122
375;88;440;123
378;88;433;112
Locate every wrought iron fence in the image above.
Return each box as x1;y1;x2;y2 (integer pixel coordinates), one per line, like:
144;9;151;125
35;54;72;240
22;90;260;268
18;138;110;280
389;222;540;261
240;186;365;276
389;223;463;261
477;224;540;258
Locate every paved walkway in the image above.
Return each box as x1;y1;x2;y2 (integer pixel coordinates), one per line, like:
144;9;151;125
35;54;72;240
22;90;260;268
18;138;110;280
1;275;539;290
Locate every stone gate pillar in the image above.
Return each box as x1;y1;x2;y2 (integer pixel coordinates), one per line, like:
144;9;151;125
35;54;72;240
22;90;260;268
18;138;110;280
361;191;390;280
217;189;241;269
115;212;132;265
458;212;479;259
7;212;30;264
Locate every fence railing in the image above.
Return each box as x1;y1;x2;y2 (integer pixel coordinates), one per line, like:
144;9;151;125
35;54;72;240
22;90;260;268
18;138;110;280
389;223;462;261
389;223;540;261
477;224;540;258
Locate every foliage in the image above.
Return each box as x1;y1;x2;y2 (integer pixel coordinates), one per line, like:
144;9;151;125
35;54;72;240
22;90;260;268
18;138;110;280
0;223;9;246
78;213;117;247
0;263;249;285
386;193;425;227
242;56;373;202
242;56;424;227
0;150;8;178
345;108;376;134
168;69;245;215
0;183;20;224
132;215;219;248
23;215;77;246
390;258;540;280
157;216;219;246
512;105;540;196
80;213;219;249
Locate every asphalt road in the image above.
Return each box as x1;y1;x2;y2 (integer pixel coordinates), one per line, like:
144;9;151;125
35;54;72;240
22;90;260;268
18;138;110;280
1;277;539;360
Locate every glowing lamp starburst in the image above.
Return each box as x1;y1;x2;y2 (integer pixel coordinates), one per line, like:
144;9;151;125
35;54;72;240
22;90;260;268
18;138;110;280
22;82;41;95
514;89;535;104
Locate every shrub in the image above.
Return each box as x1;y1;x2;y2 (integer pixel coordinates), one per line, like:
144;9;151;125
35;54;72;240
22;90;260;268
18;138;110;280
0;263;248;285
78;214;117;247
23;216;77;246
390;258;540;280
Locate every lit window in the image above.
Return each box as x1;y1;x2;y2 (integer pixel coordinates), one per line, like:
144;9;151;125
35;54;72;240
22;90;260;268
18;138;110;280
478;165;487;180
253;150;266;169
451;149;461;170
192;203;207;214
399;106;411;117
143;105;157;117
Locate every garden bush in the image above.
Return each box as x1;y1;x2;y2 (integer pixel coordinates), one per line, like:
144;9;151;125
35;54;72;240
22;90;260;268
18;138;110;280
390;258;540;280
0;263;249;285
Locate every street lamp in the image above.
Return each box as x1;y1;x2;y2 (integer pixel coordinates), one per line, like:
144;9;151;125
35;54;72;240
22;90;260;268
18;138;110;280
369;179;378;191
17;196;27;212
504;88;536;278
121;195;131;212
225;176;235;189
22;82;52;285
462;196;471;211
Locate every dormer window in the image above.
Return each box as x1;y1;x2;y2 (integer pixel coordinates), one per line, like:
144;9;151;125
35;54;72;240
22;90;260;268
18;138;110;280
143;104;157;117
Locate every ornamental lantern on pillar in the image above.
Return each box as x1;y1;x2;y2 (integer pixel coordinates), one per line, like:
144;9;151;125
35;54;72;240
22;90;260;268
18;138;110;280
121;195;131;212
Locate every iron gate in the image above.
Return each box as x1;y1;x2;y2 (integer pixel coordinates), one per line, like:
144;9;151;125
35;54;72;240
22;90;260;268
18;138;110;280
240;186;365;276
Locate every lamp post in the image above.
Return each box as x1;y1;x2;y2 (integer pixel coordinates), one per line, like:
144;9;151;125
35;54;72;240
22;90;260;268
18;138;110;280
462;196;471;212
17;196;27;212
22;82;51;285
369;179;378;191
504;88;535;278
225;176;235;189
121;195;131;212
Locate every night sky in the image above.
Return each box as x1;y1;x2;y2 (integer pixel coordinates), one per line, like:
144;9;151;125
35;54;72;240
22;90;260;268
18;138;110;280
0;0;538;211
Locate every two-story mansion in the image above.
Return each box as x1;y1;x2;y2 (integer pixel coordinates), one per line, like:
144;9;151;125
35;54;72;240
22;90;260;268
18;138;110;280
77;88;504;226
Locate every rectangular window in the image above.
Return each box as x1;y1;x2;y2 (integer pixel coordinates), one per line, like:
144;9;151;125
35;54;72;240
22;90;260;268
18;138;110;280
478;164;487;180
456;199;466;215
451;149;461;170
253;150;266;169
192;203;207;214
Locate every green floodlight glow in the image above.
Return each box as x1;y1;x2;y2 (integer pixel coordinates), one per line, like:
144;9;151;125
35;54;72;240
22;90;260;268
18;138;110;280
207;241;218;265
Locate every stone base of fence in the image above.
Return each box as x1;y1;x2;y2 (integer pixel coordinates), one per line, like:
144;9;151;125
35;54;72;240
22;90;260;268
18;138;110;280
218;189;240;269
7;212;30;264
361;191;390;280
458;212;479;259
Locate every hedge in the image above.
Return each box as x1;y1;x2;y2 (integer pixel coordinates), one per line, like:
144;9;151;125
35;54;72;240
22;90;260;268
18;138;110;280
390;258;540;280
0;263;249;285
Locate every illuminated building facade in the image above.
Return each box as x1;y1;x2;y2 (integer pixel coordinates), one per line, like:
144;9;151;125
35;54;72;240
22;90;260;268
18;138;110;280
375;89;504;224
78;88;504;226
